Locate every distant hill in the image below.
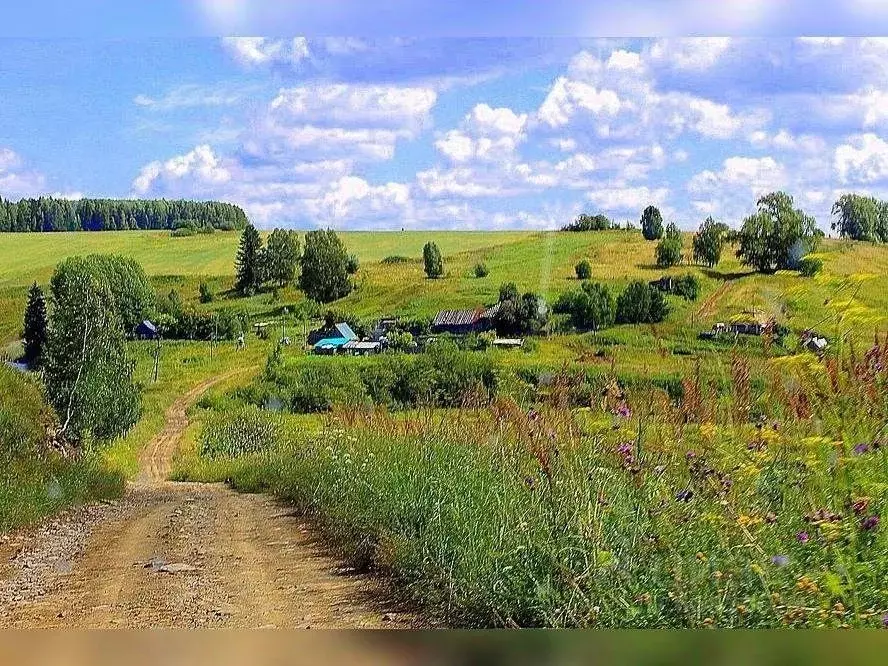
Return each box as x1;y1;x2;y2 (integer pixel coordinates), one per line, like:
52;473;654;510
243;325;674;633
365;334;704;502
0;196;248;232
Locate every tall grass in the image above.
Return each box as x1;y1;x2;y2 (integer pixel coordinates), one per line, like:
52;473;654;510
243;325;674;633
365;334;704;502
183;339;888;628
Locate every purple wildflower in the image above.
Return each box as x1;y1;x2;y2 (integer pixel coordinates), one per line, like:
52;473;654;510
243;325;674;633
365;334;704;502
882;614;888;629
770;555;789;568
853;498;870;516
685;451;697;460
675;489;694;502
854;442;870;456
616;402;632;419
862;515;881;531
797;531;810;544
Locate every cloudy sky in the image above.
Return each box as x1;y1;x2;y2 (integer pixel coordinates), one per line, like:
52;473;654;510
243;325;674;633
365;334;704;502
4;34;888;229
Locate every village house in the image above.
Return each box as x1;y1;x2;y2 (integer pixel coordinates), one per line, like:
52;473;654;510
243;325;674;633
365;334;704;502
310;321;358;355
135;320;159;340
431;303;500;335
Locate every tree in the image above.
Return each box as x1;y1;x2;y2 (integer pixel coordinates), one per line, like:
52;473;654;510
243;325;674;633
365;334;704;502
235;224;264;295
562;213;611;232
641;205;664;241
554;281;615;331
43;257;141;442
575;259;592;280
831;193;886;242
692;216;729;268
616;281;669;324
423;242;444;278
495;283;548;335
263;228;301;287
736;192;818;273
22;282;48;368
299;229;353;303
655;223;684;268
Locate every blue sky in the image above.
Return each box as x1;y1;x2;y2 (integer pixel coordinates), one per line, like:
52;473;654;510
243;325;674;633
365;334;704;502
4;33;888;229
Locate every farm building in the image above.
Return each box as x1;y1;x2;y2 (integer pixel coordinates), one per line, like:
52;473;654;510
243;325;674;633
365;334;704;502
307;322;358;346
343;340;381;356
728;313;773;336
492;338;523;349
370;318;399;342
649;276;674;292
135;320;158;340
313;336;352;355
431;304;499;335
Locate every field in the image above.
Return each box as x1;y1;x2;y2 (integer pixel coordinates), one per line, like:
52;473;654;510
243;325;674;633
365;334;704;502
3;228;888;628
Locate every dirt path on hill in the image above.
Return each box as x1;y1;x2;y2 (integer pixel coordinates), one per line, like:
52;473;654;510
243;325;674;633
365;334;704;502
0;372;411;629
696;279;735;321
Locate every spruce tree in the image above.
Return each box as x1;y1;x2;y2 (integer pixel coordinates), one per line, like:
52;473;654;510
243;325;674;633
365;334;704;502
22;282;48;368
235;223;263;295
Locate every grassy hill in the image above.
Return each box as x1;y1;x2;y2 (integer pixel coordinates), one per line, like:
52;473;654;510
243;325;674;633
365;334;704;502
2;230;886;374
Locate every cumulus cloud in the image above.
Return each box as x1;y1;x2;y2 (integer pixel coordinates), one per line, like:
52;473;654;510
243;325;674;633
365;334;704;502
223;37;310;66
0;147;47;198
648;38;734;70
835;133;888;184
133;84;255;111
132;145;232;196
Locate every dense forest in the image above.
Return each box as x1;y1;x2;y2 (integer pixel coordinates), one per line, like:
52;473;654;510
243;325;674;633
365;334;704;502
0;196;248;232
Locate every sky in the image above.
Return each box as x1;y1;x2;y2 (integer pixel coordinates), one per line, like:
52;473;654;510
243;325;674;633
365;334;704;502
4;8;888;230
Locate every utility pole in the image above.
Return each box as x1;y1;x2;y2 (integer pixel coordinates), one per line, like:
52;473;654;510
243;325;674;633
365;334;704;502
152;336;160;383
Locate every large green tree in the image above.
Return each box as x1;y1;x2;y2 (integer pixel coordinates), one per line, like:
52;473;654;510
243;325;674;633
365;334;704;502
616;281;669;324
264;228;301;287
423;242;444;279
655;223;684;268
495;283;549;336
299;229;353;303
44;257;142;442
22;282;48;368
692;216;729;268
641;205;664;241
831;193;888;242
736;192;818;273
235;224;264;295
554;281;615;331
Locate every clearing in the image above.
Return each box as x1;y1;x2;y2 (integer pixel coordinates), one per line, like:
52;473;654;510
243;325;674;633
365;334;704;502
0;373;410;628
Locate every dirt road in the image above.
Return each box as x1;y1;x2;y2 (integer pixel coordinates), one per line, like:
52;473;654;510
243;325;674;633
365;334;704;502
0;374;409;628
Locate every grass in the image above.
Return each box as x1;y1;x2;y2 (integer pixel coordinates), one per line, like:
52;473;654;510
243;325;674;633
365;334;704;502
175;340;888;628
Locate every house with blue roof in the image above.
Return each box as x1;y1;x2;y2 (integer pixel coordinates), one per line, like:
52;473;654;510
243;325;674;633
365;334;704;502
309;321;358;355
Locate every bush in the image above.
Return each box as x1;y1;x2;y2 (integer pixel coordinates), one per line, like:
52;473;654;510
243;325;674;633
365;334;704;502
199;282;215;304
798;256;823;277
495;284;549;336
381;255;411;264
346;254;360;275
473;262;489;278
655;223;683;268
672;274;700;301
200;406;282;458
562;213;611;232
171;226;196;238
615;281;669;324
423;242;444;279
554;282;615;331
575;260;592;280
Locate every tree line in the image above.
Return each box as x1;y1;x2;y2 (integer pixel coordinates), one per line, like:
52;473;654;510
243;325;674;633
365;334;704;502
0;196;248;232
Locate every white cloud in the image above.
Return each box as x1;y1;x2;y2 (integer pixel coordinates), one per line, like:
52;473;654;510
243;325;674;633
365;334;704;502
538;77;623;128
835;133;888;184
648;38;733;70
223;37;310;66
587;185;669;212
749;129;826;153
0;147;47;198
315;176;411;220
434;103;527;164
132;84;255;111
132;145;231;196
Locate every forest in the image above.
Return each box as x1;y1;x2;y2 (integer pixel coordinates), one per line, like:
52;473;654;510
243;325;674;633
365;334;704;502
0;196;248;232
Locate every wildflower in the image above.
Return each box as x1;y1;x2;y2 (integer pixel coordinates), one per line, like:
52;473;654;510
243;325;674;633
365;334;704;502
685;451;697;460
862;515;881;531
765;512;778;524
616;402;632;419
852;498;870;516
771;555;789;568
797;531;810;544
881;614;888;628
675;489;693;502
854;442;870;456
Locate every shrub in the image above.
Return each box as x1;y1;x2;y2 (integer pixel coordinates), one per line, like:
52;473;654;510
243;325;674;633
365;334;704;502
798;255;823;277
562;213;611;232
381;255;411;264
170;226;196;237
672;274;700;301
473;262;489;278
495;284;549;336
655;223;683;268
575;259;592;280
346;254;360;275
615;281;669;324
199;282;215;304
554;282;615;331
423;242;444;279
200;406;282;458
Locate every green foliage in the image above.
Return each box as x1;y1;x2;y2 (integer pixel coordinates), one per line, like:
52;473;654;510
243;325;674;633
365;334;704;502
554;281;615;331
574;259;592;280
0;196;247;232
198;281;215;304
736;192;818;272
671;274;700;301
200;406;282;458
235;224;264;295
641;205;664;241
44;256;142;443
387;329;415;352
381;255;411;264
798;255;824;277
265;228;302;287
692;216;729;268
473;262;490;278
616;280;669;324
423;241;445;278
495;283;549;335
299;229;353;303
562;213;611;232
345;253;360;275
22;282;48;367
655;223;683;268
831;193;888;242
